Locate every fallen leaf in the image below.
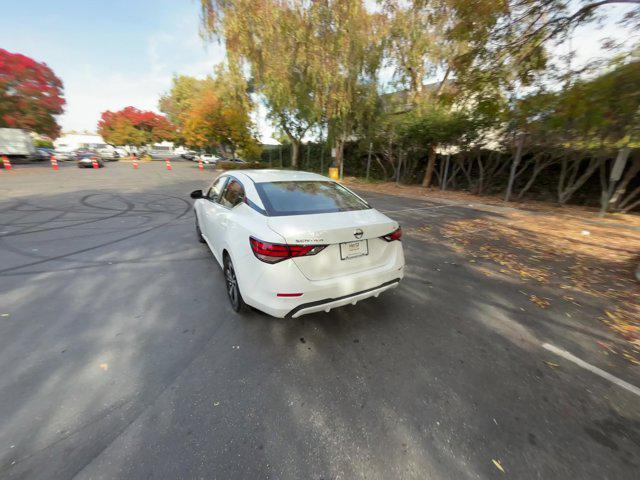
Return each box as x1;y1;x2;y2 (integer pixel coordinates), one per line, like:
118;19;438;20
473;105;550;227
213;401;220;406
623;353;640;365
99;363;108;371
544;361;560;368
596;341;617;354
529;295;550;309
492;459;505;473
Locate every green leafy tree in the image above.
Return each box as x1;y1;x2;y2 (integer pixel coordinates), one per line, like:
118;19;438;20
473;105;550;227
308;0;385;177
200;1;321;168
514;58;640;206
200;0;385;173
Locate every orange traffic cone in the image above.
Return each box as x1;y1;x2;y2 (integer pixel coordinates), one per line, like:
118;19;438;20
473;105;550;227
165;158;172;171
2;156;11;170
198;158;203;171
92;157;99;169
51;155;59;170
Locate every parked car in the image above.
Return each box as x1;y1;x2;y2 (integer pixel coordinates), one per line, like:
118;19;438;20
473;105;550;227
53;150;76;161
218;156;247;164
76;151;104;168
190;170;404;318
180;150;197;160
148;146;174;158
96;146;118;161
197;154;219;165
35;148;53;161
115;147;130;158
75;148;98;157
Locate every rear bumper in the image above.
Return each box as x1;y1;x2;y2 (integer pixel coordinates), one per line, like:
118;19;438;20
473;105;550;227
236;243;405;318
285;278;400;318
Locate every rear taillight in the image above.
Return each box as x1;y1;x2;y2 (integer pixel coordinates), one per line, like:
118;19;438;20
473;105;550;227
381;227;402;242
249;237;327;264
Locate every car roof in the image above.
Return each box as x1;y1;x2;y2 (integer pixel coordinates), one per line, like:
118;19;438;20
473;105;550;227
235;169;330;183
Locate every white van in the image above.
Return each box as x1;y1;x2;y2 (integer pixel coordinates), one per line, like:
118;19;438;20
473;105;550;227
0;128;37;162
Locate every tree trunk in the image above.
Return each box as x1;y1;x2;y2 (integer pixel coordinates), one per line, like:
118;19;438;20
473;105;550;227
505;134;524;201
611;156;640;209
441;155;451;190
599;160;609;215
422;144;437;188
290;137;300;169
333;135;345;179
476;153;485;194
620;185;640;212
374;155;388;180
516;156;556;199
365;142;373;180
558;156;600;204
454;154;473;189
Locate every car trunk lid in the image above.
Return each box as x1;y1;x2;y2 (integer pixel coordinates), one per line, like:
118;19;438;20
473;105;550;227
267;210;398;281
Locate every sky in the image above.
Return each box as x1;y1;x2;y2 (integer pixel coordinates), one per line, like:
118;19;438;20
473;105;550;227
1;1;636;141
0;0;237;137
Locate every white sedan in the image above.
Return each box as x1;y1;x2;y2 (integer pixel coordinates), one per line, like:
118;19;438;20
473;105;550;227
190;170;404;318
196;154;219;164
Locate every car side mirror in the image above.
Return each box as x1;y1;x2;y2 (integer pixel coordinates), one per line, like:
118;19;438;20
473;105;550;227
190;189;203;199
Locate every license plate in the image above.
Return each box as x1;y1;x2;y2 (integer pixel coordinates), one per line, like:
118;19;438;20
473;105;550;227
340;240;368;260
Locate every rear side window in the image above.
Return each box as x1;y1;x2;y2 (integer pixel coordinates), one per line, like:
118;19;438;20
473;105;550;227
254;181;370;216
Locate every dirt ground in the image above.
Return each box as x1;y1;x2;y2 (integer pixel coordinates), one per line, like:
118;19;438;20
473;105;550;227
346;179;640;364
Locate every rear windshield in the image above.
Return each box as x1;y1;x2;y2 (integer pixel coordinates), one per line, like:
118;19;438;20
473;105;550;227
254;181;370;216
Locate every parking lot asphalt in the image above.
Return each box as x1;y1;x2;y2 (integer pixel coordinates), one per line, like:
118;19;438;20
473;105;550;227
1;162;639;479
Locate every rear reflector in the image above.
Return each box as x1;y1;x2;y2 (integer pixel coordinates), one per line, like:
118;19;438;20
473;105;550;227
276;293;303;297
381;227;402;242
250;237;327;264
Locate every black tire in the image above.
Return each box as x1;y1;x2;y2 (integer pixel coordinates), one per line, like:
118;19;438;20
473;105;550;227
223;254;246;313
195;215;206;243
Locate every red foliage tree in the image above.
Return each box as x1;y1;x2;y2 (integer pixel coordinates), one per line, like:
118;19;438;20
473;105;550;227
98;107;176;146
0;49;65;138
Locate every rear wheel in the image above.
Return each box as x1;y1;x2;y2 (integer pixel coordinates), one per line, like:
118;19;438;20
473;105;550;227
224;255;245;313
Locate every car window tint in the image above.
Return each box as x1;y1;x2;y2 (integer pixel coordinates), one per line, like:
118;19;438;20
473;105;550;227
207;176;227;200
254;181;370;216
220;179;245;208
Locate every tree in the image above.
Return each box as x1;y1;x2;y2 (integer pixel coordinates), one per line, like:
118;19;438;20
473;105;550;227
0;48;65;138
395;99;484;187
159;75;216;139
182;89;257;157
447;0;639;97
200;0;385;173
382;0;468;103
180;66;259;157
511;58;640;205
97;107;176;147
200;0;321;168
308;0;385;178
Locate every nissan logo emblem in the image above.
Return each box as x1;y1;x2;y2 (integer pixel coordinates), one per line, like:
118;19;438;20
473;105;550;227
354;229;363;239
